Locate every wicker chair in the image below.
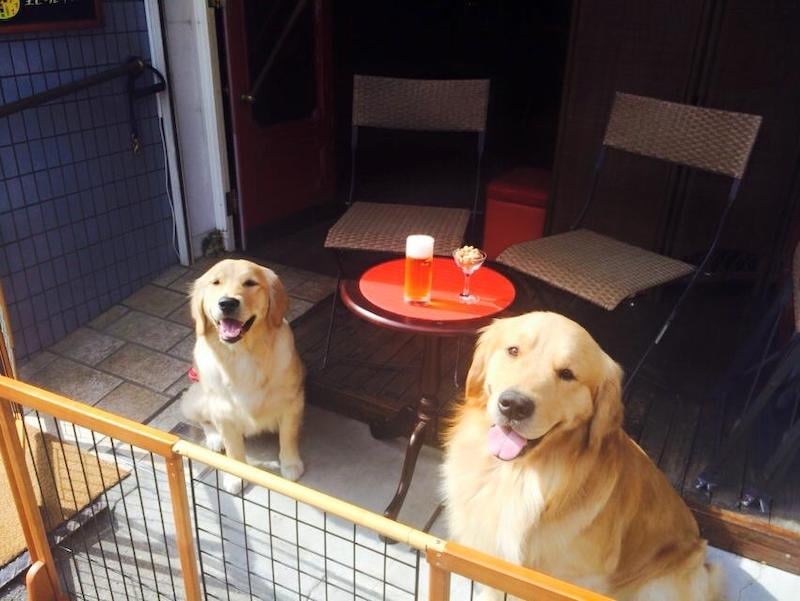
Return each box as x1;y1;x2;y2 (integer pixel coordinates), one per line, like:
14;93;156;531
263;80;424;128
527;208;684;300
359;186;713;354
497;92;762;390
322;75;490;367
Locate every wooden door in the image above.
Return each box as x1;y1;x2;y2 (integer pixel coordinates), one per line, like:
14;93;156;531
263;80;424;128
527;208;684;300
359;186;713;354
222;0;335;248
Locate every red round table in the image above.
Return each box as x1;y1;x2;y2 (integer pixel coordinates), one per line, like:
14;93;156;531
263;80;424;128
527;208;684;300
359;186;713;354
339;257;516;521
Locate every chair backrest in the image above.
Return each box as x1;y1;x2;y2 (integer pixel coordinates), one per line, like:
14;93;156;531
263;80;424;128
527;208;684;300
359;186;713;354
352;75;490;133
603;92;762;178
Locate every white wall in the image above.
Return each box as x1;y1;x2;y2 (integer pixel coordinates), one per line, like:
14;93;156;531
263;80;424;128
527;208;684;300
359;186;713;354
155;1;233;258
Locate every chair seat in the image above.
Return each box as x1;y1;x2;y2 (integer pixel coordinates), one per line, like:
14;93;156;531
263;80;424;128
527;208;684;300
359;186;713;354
497;229;695;310
325;202;471;255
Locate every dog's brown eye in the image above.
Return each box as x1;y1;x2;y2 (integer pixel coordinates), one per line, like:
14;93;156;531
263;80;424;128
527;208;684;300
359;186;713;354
243;279;258;287
507;346;519;357
557;368;575;381
211;279;220;286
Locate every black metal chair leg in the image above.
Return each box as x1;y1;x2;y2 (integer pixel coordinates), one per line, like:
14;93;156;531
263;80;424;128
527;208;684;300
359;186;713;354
321;276;341;370
624;284;694;398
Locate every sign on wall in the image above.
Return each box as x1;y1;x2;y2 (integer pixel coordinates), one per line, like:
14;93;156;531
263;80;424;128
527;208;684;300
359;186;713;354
0;0;102;33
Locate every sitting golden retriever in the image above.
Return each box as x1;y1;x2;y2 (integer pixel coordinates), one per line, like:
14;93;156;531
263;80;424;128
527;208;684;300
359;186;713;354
181;259;305;493
442;312;720;600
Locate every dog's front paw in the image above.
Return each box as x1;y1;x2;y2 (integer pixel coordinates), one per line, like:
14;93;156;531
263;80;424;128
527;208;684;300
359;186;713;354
222;473;243;495
280;459;304;482
205;432;225;453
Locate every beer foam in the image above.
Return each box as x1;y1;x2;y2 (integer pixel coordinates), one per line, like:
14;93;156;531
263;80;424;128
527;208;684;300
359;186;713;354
405;235;434;259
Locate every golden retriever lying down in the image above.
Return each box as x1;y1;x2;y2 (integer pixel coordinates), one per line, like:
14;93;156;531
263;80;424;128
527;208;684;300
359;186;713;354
181;259;305;493
442;312;721;601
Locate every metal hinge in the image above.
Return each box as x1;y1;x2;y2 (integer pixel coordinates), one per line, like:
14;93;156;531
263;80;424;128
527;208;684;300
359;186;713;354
208;0;225;9
225;189;238;216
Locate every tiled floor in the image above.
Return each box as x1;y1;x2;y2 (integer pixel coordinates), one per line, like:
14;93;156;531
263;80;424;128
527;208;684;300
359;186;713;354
17;258;337;426
6;259;800;600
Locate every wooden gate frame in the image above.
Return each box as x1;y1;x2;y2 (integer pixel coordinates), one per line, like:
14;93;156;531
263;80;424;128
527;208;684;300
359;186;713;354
0;375;611;601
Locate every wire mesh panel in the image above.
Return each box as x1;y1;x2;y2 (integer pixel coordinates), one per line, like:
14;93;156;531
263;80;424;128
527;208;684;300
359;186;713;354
14;408;185;600
188;460;422;601
1;376;612;601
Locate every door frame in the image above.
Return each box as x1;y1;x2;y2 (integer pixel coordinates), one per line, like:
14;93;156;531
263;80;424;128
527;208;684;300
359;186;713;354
143;0;235;259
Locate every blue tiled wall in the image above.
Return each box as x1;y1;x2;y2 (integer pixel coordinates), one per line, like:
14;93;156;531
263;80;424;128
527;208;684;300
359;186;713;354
0;0;178;361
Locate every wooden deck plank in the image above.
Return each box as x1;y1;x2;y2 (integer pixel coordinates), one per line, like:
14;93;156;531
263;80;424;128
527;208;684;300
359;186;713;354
376;336;423;403
317;309;376;382
707;404;750;513
682;381;728;504
636;385;677;463
689;500;800;575
657;395;702;491
622;383;655;444
770;455;800;534
355;330;416;399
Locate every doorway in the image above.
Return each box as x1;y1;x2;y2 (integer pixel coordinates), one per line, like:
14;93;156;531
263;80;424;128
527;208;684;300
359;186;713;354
218;0;336;249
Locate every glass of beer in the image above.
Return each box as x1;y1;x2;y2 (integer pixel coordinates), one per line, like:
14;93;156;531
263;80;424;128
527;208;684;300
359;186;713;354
404;235;434;304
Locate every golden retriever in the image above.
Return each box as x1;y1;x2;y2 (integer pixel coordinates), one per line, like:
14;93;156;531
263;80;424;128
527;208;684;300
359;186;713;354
181;259;305;493
442;312;721;601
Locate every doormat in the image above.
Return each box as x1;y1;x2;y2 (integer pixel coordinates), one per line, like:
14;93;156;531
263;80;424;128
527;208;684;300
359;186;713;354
0;423;129;586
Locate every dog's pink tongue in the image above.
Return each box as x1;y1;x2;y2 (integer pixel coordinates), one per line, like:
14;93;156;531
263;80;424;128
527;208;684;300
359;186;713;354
488;425;527;460
219;318;243;340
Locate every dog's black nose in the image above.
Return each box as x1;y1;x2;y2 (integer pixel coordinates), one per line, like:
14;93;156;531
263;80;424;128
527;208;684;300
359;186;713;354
218;297;240;314
498;390;535;421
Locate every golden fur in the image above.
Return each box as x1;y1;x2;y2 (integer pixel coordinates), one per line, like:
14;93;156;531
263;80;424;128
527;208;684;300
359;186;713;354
442;312;721;600
181;259;305;493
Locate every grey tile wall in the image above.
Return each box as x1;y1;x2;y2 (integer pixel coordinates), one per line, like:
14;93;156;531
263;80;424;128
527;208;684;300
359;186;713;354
0;0;178;361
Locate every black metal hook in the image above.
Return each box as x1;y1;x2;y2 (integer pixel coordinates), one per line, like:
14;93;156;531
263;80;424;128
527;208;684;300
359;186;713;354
126;58;167;154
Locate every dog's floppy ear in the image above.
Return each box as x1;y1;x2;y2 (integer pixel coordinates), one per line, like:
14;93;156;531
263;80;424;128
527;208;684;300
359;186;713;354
589;355;623;447
190;275;210;337
465;324;494;404
263;267;288;328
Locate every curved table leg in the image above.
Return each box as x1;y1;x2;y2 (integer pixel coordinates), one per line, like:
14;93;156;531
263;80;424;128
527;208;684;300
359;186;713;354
383;418;428;521
381;336;442;522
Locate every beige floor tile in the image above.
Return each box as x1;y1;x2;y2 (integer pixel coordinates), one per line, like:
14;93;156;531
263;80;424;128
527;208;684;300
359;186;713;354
169;335;194;362
152;264;189;287
94;382;170;423
88;305;129;330
147;396;186;432
287;298;314;322
98;344;190;392
18;351;58;380
189;253;242;274
291;279;336;303
272;265;309;291
167;271;199;294
122;285;186;318
167;301;193;328
164;376;191;399
105;311;191;352
50;327;126;366
27;357;122;404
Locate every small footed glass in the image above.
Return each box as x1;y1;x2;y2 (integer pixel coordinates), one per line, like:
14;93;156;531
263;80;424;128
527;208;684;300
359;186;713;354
452;247;487;304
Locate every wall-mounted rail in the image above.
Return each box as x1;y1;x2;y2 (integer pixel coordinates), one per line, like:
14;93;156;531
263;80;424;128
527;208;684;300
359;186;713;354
0;56;166;152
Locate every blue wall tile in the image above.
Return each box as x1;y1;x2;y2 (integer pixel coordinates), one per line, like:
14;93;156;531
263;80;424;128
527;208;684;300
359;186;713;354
10;42;29;75
0;0;178;361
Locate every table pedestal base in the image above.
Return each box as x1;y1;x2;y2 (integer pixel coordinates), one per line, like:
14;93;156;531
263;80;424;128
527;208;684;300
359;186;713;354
371;337;442;523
